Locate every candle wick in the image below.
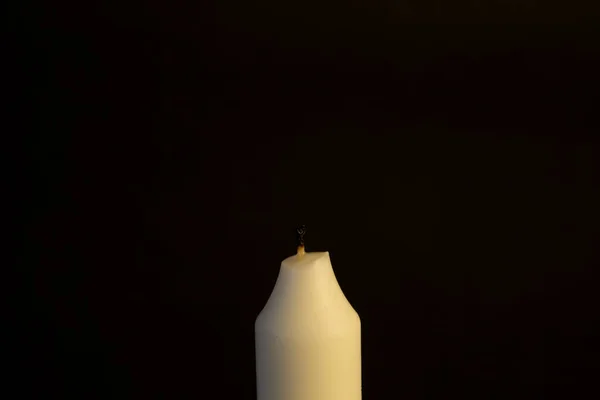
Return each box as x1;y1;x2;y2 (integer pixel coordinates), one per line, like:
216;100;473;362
296;225;306;256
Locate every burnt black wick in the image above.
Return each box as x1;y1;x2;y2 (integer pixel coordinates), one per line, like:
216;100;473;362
296;225;306;255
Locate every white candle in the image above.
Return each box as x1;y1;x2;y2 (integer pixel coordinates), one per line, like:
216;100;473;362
255;245;362;400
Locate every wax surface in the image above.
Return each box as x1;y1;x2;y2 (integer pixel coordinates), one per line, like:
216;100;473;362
255;252;361;400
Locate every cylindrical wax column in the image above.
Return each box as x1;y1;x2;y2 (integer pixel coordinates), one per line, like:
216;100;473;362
255;251;361;400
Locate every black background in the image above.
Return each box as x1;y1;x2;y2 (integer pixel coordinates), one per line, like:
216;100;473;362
10;1;600;399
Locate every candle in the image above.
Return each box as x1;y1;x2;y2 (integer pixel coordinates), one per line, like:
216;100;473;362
255;227;362;400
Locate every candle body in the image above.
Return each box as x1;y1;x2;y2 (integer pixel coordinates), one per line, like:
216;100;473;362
255;252;361;400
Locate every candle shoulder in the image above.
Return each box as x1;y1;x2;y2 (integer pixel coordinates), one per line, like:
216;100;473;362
255;251;360;338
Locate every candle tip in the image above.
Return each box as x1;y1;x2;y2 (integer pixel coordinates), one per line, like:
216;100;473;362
296;225;306;256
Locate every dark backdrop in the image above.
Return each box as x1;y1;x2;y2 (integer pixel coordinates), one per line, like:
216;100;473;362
10;1;600;399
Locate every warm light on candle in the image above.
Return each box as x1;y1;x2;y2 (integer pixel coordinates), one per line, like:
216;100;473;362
255;226;361;400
